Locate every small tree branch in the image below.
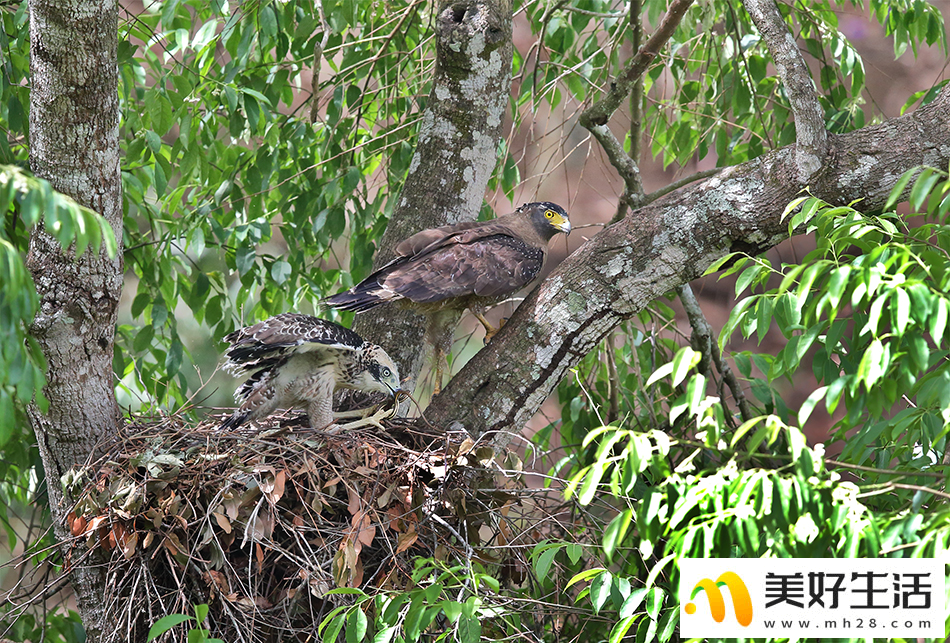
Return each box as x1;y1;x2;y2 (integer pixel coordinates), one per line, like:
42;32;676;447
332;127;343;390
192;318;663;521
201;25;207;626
604;335;620;425
628;0;644;163
586;123;644;203
308;0;330;123
677;283;754;423
743;0;827;181
645;168;722;204
582;0;695;127
579;0;695;207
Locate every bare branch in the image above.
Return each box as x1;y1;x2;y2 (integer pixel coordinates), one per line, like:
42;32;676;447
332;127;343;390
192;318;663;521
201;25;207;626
743;0;827;181
628;0;644;164
677;283;754;423
579;0;695;206
581;0;695;127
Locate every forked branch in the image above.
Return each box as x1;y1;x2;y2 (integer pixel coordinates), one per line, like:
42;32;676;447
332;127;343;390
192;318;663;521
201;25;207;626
743;0;827;180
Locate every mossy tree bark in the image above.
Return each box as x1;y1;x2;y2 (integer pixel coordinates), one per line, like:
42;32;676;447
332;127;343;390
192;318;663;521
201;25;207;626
25;1;123;639
354;0;513;388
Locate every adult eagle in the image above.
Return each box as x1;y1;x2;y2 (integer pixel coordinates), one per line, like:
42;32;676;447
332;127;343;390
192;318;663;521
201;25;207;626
220;313;401;432
323;201;571;392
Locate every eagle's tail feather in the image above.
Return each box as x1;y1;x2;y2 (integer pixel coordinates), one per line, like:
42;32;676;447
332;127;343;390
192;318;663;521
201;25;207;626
322;282;390;312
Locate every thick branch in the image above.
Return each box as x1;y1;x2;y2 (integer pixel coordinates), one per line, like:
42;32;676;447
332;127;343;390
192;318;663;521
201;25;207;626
425;88;950;446
579;0;695;205
743;0;827;180
353;0;513;388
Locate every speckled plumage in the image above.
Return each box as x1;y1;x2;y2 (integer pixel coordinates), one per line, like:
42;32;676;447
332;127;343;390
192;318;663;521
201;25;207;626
220;313;400;431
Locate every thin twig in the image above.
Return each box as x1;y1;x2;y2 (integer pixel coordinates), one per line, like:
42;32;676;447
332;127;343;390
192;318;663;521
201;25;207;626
825;458;945;479
604;335;620;425
677;283;755;423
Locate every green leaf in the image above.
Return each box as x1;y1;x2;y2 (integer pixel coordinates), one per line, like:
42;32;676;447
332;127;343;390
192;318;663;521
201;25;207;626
565;543;583;565
441;600;463;624
671;347;699;387
856;338;886;390
603;509;632;561
609;616;639;643
892;288;911;334
645;361;674;387
373;626;397;643
645;586;664;620
589;571;612;613
145;130;162;155
322;613;345;643
457;613;480;643
798;386;828;426
0;391;14;448
270;260;292;284
147;614;194;641
619;588;648;618
345;607;367;643
930;300;948;342
235;246;256;275
657;608;678;642
534;545;560;580
909;168;939;211
577;462;605;505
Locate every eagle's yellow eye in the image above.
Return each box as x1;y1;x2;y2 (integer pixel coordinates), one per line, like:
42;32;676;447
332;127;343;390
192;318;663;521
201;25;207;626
545;210;555;219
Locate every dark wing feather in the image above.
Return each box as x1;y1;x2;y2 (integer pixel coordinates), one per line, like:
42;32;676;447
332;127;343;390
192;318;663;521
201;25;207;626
223;313;363;373
394;219;492;257
323;212;545;312
382;234;544;304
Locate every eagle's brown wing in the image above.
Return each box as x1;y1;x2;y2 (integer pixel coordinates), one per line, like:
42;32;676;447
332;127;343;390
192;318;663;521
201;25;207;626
394;219;489;258
381;233;545;304
323;207;556;312
223;313;364;375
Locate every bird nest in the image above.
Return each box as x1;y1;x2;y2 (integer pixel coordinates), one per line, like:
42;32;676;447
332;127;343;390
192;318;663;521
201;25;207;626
59;411;531;643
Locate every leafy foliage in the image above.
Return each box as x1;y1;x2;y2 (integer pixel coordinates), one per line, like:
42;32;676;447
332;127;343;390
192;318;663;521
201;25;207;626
1;0;949;641
554;168;950;641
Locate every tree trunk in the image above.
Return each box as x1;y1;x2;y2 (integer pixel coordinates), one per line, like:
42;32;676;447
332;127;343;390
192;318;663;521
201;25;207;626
425;87;950;448
26;1;123;639
354;0;513;387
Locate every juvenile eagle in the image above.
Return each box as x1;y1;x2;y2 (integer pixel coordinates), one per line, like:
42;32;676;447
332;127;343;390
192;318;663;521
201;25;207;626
220;313;401;432
323;201;571;392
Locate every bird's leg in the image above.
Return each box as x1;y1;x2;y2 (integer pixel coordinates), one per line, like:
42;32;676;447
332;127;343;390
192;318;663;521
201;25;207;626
338;405;395;431
472;310;500;343
307;382;338;432
425;309;460;397
333;407;375;420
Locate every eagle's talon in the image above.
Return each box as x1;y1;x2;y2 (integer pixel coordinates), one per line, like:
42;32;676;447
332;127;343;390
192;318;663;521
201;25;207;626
337;406;393;431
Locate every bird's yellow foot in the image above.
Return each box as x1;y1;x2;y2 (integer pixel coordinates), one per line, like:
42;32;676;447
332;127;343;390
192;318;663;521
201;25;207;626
481;316;508;344
337;406;394;431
